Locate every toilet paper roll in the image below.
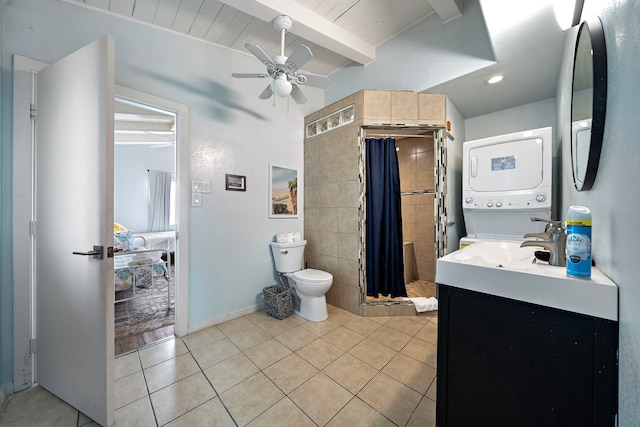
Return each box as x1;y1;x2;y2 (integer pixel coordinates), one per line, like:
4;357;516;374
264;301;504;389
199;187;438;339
293;232;302;242
276;233;288;243
285;232;294;242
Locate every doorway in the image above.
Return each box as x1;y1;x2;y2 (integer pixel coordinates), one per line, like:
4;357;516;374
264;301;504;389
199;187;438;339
112;87;189;355
360;127;446;305
113;97;175;354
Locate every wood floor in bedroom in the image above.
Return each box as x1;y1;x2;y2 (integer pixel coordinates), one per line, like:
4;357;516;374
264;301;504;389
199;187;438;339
115;324;175;356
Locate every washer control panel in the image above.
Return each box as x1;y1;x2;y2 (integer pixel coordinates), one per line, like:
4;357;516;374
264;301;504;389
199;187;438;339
463;192;551;210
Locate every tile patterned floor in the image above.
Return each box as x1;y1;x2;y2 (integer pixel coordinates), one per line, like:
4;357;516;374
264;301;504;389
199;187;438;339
366;280;436;303
0;305;438;426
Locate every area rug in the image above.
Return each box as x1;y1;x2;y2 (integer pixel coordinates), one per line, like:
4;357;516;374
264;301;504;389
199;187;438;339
114;266;175;339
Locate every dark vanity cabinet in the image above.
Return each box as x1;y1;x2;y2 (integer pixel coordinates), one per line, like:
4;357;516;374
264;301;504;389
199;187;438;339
436;284;618;427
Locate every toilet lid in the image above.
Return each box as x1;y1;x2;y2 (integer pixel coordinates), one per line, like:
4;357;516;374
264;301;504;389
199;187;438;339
293;268;333;283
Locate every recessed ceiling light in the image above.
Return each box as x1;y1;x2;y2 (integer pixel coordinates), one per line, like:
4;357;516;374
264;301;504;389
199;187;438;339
486;75;505;85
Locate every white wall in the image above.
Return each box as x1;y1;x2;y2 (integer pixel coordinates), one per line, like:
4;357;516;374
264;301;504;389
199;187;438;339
114;145;174;232
1;0;324;381
325;0;494;105
465;98;557;141
559;1;640;423
445;98;465;252
0;0;10;399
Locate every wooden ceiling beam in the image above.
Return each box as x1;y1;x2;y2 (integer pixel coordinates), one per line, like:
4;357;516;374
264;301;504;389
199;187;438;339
220;0;376;65
428;0;462;23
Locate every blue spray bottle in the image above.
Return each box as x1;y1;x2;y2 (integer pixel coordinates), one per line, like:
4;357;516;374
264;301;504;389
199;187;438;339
566;206;592;278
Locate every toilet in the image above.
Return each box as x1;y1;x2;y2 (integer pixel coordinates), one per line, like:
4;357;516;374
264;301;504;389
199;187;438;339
270;240;333;322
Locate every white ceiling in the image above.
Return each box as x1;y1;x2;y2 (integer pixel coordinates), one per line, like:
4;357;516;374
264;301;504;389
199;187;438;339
114;98;176;145
65;0;572;118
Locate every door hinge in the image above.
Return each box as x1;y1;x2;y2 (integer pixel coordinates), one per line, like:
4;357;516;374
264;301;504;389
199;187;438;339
29;220;36;236
30;103;36;120
29;338;36;354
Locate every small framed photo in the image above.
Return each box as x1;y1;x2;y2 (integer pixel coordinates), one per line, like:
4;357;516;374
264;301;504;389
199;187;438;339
269;164;298;218
225;174;246;191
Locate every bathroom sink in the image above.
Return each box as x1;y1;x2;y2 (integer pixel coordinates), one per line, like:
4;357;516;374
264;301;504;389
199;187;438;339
452;241;539;270
436;240;618;320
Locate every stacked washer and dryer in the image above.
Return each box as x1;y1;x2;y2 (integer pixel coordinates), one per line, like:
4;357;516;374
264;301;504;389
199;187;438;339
460;127;553;248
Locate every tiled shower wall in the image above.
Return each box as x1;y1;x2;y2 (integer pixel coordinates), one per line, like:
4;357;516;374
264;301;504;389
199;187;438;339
304;96;361;314
397;136;436;282
304;90;446;315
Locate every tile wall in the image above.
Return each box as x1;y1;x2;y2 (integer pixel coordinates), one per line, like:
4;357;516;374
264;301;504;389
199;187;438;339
397;136;436;281
304;90;445;316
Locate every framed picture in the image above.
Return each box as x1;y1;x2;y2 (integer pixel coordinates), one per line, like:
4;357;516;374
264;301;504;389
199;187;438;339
225;174;246;191
269;164;298;218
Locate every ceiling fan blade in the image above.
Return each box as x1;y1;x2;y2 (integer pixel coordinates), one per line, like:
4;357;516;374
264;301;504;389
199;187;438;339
285;44;313;73
231;73;270;79
290;84;308;104
295;72;330;89
259;84;273;100
245;43;275;67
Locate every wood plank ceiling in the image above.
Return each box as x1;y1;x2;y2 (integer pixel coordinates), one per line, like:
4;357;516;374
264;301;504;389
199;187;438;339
64;0;462;77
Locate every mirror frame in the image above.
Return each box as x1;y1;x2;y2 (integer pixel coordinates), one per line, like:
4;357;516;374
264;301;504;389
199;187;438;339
570;17;607;191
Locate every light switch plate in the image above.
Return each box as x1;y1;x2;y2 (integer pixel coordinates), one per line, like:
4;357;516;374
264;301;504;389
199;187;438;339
192;179;211;193
191;192;202;207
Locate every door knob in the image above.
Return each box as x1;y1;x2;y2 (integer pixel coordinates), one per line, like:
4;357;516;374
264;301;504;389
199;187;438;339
72;245;104;259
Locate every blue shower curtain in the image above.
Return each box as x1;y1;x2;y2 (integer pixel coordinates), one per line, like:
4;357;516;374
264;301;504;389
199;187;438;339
366;138;407;298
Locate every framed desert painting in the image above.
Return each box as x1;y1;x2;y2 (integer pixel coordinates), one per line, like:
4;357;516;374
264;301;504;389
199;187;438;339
269;164;298;218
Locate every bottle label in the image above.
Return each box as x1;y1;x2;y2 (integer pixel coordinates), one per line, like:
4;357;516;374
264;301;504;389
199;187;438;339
566;225;591;278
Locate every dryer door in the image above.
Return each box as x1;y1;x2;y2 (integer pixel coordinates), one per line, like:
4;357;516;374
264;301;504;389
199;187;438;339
468;137;544;192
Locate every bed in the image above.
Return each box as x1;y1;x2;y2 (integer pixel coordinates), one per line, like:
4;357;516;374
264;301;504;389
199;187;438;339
132;231;176;252
113;229;171;304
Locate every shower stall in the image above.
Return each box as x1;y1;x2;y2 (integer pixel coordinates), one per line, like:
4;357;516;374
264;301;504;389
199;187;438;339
359;128;447;307
303;90;454;317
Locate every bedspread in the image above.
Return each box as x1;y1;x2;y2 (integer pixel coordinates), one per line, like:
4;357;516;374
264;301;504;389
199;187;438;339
114;251;168;292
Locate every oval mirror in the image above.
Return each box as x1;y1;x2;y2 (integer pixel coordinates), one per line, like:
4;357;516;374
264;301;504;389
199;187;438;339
570;17;607;191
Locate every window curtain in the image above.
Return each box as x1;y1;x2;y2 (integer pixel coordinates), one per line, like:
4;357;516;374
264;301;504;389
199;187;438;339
148;170;172;232
365;138;407;298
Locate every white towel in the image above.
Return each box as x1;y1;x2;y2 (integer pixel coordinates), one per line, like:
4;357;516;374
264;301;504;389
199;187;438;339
403;297;438;312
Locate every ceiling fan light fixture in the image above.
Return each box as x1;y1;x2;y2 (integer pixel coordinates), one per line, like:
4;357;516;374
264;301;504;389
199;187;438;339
273;74;292;97
231;15;328;105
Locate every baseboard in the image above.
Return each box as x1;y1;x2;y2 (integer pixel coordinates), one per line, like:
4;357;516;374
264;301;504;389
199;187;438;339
187;303;264;335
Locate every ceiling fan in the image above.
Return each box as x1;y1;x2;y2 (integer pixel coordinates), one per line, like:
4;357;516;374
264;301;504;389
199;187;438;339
232;15;330;104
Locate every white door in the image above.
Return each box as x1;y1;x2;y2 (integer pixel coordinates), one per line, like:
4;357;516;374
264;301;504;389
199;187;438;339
35;36;115;426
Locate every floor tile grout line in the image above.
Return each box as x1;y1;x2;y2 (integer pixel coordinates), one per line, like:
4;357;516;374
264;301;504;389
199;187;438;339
117;308;436;425
182;339;240;427
5;308;435;426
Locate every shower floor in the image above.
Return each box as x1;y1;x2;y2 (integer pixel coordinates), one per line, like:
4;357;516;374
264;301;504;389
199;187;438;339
365;279;436;303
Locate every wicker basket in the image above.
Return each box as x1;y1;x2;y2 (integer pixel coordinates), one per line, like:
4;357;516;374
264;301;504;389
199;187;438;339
263;284;293;319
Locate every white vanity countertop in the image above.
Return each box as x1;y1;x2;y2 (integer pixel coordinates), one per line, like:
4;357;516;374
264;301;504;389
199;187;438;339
436;241;618;321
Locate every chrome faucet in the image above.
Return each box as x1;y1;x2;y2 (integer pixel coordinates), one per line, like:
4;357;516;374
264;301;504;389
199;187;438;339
520;217;566;267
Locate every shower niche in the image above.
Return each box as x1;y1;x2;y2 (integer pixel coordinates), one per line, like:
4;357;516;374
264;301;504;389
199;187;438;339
303;90;448;316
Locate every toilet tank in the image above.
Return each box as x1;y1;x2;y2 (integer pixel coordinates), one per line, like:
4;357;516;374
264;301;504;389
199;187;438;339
271;241;306;273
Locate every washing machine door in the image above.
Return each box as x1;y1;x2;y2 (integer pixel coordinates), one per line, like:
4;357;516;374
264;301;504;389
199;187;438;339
467;136;545;192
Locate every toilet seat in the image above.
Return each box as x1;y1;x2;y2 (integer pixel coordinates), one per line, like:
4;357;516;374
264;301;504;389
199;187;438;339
292;268;332;283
